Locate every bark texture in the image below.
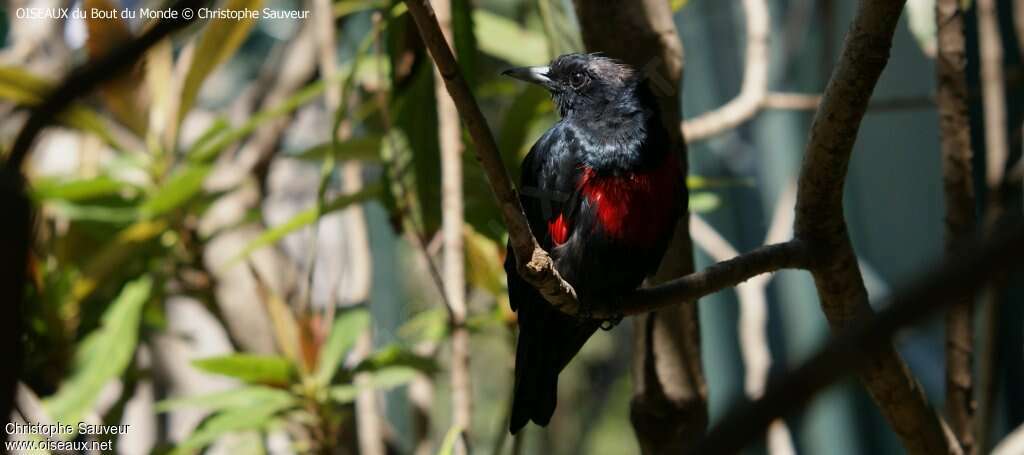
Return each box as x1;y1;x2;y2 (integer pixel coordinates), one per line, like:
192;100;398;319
935;0;978;451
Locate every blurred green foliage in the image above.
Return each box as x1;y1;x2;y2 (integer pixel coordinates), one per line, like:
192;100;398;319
6;0;725;452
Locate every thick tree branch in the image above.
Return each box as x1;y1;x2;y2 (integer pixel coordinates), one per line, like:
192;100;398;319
792;1;960;453
694;220;1024;455
403;0;810;320
935;0;978;451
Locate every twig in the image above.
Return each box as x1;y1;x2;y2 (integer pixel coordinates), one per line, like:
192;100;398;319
682;0;770;142
792;0;961;453
693;220;1024;455
935;0;978;452
431;0;473;443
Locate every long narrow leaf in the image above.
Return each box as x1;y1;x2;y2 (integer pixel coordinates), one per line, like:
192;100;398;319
328;366;421;404
45;277;152;424
155;386;294;413
224;183;382;266
191;354;296;385
137;164;212;219
315;308;370;385
170;398;295;454
177;0;263;125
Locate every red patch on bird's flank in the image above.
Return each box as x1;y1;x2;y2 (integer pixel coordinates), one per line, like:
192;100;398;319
578;154;680;246
548;214;569;245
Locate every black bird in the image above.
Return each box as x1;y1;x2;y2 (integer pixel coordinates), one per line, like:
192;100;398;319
502;53;684;433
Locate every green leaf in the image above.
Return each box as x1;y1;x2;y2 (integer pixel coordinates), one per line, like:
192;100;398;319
390;64;442;234
689;192;721;213
464;224;506;299
437;426;464;455
178;0;263;125
225;183;382;266
291;136;383;162
355;345;437;375
334;0;388;17
473;10;548;66
31;175;127;202
45;277;152;424
70;220;166;302
155;386;295;413
192;354;296;385
138;164;212;219
473;10;547;66
47;201;138;223
398;308;449;343
670;0;690;11
170;398;295;454
328;366;421;404
452;0;479;87
187;79;327;162
315;308;371;385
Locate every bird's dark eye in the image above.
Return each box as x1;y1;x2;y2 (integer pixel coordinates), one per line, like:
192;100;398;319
569;71;588;89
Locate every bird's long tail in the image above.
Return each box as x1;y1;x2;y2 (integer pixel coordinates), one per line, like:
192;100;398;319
509;295;599;434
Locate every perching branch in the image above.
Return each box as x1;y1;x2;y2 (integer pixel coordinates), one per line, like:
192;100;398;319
792;0;960;453
403;0;811;319
693;220;1024;455
935;0;978;451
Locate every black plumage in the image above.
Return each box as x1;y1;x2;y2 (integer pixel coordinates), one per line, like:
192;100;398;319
502;54;685;433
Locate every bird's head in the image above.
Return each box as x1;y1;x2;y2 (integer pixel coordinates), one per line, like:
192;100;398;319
502;53;640;118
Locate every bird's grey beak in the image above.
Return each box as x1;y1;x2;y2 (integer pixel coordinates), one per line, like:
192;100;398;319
502;66;552;88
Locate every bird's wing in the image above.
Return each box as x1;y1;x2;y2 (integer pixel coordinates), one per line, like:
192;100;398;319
517;124;582;251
